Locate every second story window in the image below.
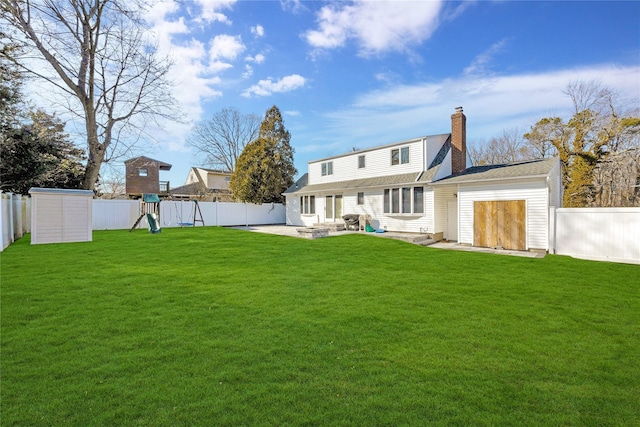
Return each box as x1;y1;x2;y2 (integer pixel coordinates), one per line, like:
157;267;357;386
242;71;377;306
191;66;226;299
138;168;148;177
358;155;365;169
391;147;410;165
321;161;333;176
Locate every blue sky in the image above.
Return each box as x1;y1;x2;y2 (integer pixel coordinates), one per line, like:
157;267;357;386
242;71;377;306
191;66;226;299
94;1;640;184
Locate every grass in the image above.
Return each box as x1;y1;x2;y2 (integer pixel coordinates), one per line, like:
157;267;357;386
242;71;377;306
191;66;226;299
1;227;639;426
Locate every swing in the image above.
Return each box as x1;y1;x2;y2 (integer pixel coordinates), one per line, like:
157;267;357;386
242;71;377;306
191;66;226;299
177;200;205;227
177;201;194;227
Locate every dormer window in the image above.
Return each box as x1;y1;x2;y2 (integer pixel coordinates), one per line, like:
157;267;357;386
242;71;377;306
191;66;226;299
138;168;148;177
321;161;333;176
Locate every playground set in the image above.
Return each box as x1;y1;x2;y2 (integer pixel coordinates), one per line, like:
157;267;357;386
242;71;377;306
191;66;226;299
130;194;204;233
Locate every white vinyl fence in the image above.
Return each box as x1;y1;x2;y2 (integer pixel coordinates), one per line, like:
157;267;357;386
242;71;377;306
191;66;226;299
3;194;637;265
93;199;285;230
0;192;31;252
550;207;640;264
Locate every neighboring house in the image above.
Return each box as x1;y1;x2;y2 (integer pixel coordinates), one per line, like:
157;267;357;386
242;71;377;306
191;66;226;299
124;156;172;198
170;167;234;202
284;107;562;252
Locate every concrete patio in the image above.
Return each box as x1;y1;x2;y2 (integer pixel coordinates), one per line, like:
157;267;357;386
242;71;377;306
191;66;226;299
230;225;545;258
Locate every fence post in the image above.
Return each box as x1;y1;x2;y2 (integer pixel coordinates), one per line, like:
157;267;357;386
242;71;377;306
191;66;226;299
8;193;15;244
548;206;556;254
0;192;4;251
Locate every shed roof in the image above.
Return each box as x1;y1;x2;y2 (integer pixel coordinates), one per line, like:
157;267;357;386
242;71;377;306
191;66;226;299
29;187;94;196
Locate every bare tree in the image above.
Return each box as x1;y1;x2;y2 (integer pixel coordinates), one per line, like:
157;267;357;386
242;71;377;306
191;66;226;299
468;128;531;166
187;107;261;172
95;164;126;199
467;139;488;166
564;79;613;114
1;0;179;190
524;80;640;207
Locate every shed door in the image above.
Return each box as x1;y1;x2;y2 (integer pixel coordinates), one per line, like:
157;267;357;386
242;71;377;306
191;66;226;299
474;200;526;250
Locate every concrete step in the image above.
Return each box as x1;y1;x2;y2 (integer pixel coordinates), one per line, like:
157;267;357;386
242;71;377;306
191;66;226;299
313;222;346;231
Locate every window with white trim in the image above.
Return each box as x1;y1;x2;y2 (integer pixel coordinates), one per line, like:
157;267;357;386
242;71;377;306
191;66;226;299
391;146;409;166
321;161;333;176
357;192;364;205
138;168;148;177
300;195;315;214
358;155;365;169
383;186;424;214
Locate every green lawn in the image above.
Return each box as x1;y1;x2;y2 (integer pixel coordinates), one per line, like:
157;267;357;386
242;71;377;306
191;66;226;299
1;227;639;426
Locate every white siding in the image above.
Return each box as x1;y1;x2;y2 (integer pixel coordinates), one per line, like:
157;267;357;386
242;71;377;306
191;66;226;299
185;169;200;185
63;196;92;242
292;186;434;233
341;187;432;233
206;174;231;190
286;195;317;226
433;151;452;181
426;137;444;167
423;189;435;234
30;189;93;245
548;160;563;207
457;179;549;250
434;185;457;235
308;138;426;184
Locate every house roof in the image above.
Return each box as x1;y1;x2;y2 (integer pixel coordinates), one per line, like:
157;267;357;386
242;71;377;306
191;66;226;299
285;156;558;195
171;181;232;196
124;156;172;170
170;182;207;195
432;157;559;185
284;172;424;194
193;167;232;175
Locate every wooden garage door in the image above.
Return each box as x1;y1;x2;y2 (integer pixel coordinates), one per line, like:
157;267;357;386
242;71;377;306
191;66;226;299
474;200;526;251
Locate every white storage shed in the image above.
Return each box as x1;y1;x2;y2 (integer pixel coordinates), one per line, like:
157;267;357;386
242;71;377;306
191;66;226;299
29;188;94;245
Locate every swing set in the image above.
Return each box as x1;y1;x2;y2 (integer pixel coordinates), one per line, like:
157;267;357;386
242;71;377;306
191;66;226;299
174;199;205;227
130;195;204;233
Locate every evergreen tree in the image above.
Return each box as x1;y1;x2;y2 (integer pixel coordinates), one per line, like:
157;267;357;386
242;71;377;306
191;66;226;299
230;106;297;203
1;109;85;194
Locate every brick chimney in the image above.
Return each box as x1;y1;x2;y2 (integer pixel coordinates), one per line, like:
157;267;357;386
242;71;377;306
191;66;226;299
451;106;467;174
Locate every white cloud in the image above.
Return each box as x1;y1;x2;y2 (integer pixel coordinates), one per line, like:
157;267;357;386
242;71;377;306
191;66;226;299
251;24;265;37
304;0;443;55
242;74;307;97
308;64;640;154
207;34;245;73
209;34;245;61
280;0;307;13
194;0;236;24
463;39;509;76
242;64;254;78
245;53;266;64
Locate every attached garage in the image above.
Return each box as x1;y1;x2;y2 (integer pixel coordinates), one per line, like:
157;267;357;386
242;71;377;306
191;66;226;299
433;158;563;252
473;200;526;250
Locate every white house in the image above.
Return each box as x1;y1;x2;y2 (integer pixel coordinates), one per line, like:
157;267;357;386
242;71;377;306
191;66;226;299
284;107;562;252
